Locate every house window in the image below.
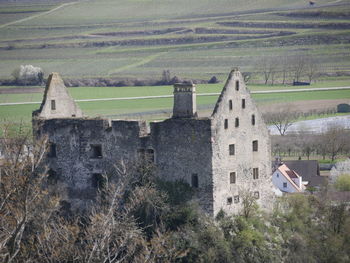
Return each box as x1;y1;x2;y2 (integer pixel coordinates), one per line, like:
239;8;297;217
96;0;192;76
252;140;258;152
92;173;106;190
229;100;233;110
235;117;239;127
277;173;279;178
242;99;246;109
235;80;239;91
252;114;255;125
234;195;240;203
48;143;57;158
91;144;102;158
283;182;287;188
224;119;228;129
191;174;199;188
229;144;235;155
227;197;233;205
51;100;56;110
230;172;236;184
253;168;259;179
254;191;260;199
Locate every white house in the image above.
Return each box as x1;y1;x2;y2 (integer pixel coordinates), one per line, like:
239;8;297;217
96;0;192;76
272;164;306;193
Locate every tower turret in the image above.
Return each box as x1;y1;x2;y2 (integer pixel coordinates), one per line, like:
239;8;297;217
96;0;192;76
172;82;197;118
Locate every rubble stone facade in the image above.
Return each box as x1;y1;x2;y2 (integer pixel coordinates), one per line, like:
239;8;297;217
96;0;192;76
33;69;275;215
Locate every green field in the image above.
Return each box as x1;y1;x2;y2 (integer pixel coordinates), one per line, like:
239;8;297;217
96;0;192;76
0;0;350;83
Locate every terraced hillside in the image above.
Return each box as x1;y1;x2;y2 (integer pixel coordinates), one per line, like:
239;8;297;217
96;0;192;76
0;0;349;82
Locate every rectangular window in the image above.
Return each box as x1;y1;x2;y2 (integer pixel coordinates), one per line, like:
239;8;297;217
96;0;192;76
254;191;260;199
251;114;255;125
48;169;58;184
92;173;106;190
252;140;258;152
234;195;240;203
229;144;235;155
227;197;233;205
253;168;259;179
146;149;155;163
230;172;236;184
224;119;228;129
235;117;239;128
229;100;233;110
283;182;287;188
192;174;199;188
235;80;239;91
242;99;246;109
51;100;56;110
48;143;57;158
91;144;102;158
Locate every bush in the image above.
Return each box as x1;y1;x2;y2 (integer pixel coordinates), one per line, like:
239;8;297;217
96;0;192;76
334;174;350;191
12;65;44;85
337;103;350;113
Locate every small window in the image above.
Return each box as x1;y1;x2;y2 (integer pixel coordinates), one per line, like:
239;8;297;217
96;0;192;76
224;119;228;129
92;173;106;190
191;174;199;188
242;99;246;109
251;114;255;125
234;195;240;203
48;169;59;184
235;80;239;91
253;168;259;179
277;173;279;178
229;144;235;155
48;143;56;158
235;117;239;128
252;140;258;152
227;197;233;205
283;182;287;188
146;149;155;163
230;172;236;184
91;144;102;158
254;191;260;199
229;100;233;110
51;100;56;110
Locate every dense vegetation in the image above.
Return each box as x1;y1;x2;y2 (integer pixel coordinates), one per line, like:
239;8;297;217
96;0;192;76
1;128;349;262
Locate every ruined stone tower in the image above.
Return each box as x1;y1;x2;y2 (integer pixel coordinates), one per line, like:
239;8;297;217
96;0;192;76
33;69;275;215
173;82;197;118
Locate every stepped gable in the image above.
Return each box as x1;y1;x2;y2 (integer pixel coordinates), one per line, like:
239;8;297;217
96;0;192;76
34;72;83;119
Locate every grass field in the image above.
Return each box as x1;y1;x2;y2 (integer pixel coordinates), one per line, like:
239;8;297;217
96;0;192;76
0;0;349;82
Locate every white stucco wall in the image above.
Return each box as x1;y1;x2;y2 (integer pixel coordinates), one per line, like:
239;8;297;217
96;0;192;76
272;170;298;193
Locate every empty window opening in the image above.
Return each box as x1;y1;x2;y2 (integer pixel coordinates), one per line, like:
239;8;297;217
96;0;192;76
227;197;233;205
253;168;259;180
48;143;57;158
254;191;260;199
92;173;106;190
229;144;235;155
242;99;246;109
48;169;59;184
146;149;155;163
283;182;287;188
277;173;279;178
235;80;239;91
230;172;236;184
224;119;228;129
191;174;199;188
252;114;255;125
235;118;239;128
229;100;233;110
234;195;240;203
51;100;56;110
252;140;258;152
91;144;102;158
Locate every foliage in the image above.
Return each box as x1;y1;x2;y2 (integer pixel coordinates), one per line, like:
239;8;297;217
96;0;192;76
334;174;350;191
11;65;44;86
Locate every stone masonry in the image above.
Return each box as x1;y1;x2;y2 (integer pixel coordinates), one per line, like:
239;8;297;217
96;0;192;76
32;69;275;215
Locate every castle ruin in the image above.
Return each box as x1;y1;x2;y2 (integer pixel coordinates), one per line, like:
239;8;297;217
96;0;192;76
32;69;275;216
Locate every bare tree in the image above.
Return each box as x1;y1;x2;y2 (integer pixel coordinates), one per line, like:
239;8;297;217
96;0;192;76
305;56;319;83
259;57;277;85
290;55;307;82
263;105;300;136
322;127;349;161
239;189;258;219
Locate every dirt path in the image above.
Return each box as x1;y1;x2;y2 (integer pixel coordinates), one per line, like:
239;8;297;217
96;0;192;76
0;2;78;29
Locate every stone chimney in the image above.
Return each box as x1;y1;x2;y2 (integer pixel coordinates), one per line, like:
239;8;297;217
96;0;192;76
35;72;83;119
172;82;197;118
